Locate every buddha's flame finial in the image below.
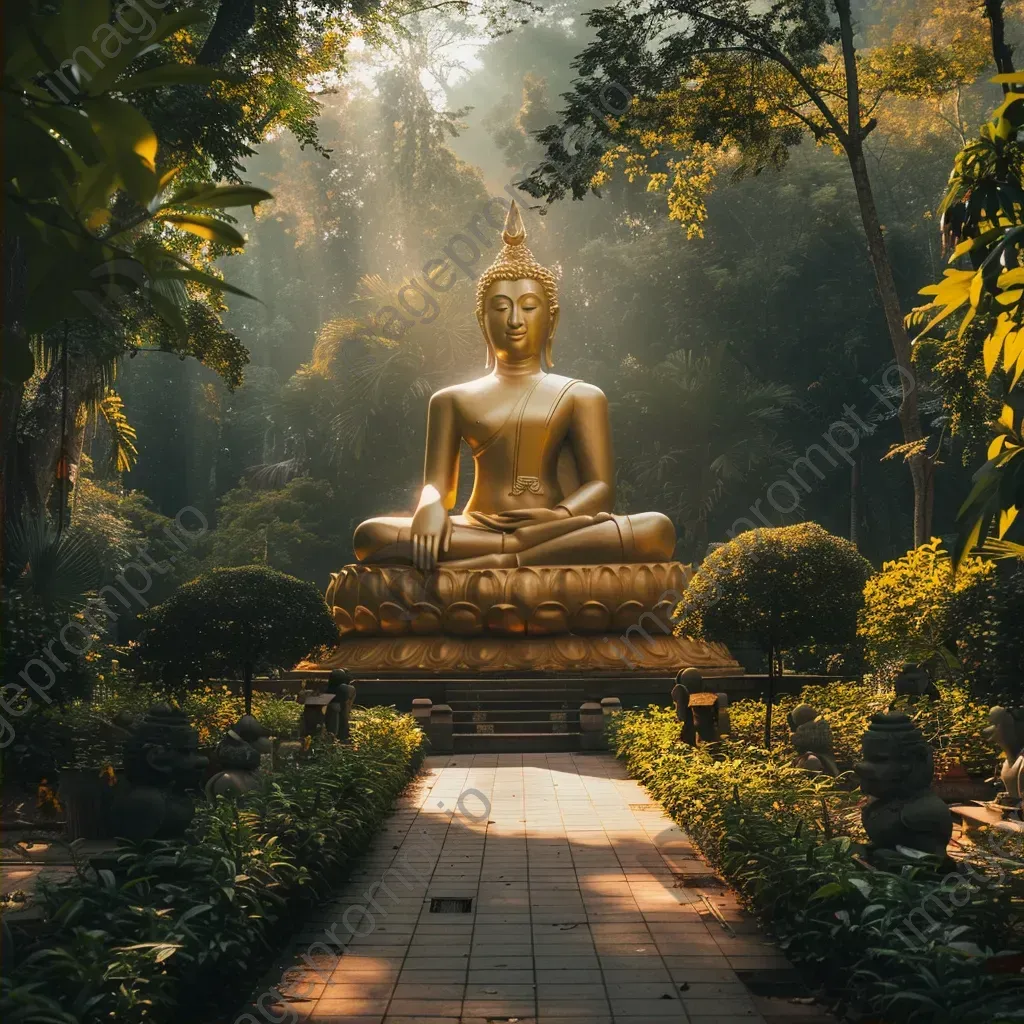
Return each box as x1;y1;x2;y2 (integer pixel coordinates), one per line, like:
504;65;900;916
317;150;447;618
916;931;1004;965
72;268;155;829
476;199;560;368
502;199;526;246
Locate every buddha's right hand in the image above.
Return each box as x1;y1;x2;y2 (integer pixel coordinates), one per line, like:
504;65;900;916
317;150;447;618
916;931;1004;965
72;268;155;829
410;491;451;571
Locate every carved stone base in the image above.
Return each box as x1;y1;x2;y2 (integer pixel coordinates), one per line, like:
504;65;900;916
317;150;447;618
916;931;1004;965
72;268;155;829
326;561;694;637
304;632;740;676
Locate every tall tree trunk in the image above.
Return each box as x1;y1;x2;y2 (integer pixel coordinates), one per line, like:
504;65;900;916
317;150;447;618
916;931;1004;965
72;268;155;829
243;661;253;716
850;455;861;546
835;0;930;548
2;229;29;573
18;358;93;515
984;0;1016;82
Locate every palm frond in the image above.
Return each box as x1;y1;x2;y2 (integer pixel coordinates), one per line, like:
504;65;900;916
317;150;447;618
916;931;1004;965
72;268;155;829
975;536;1024;560
5;515;102;611
97;390;139;474
244;458;301;491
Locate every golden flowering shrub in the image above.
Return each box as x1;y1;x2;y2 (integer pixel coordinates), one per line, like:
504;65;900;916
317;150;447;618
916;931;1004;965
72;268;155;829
857;538;995;676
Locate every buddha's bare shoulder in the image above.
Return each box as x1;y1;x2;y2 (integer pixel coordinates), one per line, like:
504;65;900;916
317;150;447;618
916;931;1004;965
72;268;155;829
561;378;607;406
429;377;491;408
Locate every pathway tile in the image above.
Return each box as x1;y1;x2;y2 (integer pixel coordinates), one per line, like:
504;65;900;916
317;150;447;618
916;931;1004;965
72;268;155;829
242;752;834;1024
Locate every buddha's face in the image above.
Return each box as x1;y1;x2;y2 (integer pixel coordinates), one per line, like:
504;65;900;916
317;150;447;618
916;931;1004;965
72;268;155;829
482;278;552;365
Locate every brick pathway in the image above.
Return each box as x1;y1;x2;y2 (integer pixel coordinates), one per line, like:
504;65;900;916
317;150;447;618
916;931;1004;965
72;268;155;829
248;753;833;1024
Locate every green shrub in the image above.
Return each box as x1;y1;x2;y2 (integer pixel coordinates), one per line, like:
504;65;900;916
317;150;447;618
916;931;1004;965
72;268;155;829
0;707;423;1024
678;523;871;744
134;565;338;713
679;524;872;666
614;707;1024;1023
727;680;994;776
858;538;997;681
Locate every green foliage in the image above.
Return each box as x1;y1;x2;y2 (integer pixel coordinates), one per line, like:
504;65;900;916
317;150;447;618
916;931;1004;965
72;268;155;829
4;515;101;612
0;709;423;1024
620;349;798;556
175;685;302;746
133;566;338;699
3;3;270;356
858;538;998;678
614;705;1024;1023
70;464;200;580
910;71;1024;560
206;477;349;587
727;680;993;776
677;523;872;661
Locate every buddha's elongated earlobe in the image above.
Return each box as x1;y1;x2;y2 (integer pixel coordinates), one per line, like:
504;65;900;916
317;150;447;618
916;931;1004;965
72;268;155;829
486;338;495;370
544;307;560;369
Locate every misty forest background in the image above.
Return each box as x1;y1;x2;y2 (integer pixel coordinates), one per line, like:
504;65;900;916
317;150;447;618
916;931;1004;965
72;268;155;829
70;0;1009;594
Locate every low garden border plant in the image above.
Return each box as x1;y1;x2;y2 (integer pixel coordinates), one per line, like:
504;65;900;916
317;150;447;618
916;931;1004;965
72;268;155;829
611;704;1024;1024
0;707;423;1024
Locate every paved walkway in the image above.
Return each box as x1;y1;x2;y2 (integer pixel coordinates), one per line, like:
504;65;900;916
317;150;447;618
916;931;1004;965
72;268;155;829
249;753;832;1024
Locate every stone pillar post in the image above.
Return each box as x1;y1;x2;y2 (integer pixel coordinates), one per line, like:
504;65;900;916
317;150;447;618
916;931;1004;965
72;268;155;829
717;693;730;735
428;704;454;754
412;698;433;732
580;702;605;750
600;696;622;716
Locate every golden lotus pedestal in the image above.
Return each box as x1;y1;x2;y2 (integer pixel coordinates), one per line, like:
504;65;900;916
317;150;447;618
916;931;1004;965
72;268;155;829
305;562;740;683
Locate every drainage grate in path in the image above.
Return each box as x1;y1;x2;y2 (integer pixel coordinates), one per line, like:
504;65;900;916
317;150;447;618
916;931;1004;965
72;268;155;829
673;873;727;889
429;897;473;913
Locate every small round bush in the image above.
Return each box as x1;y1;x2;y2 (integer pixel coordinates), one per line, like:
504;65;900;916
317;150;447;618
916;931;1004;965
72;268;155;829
679;522;872;659
677;523;872;745
134;566;338;712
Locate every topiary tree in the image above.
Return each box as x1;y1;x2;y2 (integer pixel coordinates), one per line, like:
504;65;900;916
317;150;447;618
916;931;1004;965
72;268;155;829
134;566;338;715
677;523;872;747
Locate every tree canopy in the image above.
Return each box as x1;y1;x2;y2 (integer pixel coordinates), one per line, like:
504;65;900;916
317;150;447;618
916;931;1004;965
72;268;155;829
134;565;338;712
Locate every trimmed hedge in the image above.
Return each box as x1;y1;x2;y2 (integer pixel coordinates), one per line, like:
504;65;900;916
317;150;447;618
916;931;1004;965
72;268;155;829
1;707;423;1024
727;680;993;776
612;707;1024;1024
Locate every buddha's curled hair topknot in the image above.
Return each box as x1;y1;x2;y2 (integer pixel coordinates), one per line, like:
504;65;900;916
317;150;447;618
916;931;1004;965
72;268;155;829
475;201;559;368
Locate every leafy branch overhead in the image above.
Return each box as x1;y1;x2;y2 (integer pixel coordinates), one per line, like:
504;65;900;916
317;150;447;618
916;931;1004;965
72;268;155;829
4;3;273;385
910;72;1024;562
518;1;989;235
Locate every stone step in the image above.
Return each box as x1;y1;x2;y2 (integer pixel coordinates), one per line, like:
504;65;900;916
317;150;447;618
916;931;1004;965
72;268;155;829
454;718;579;735
446;686;585;697
452;708;580;724
448;699;579;711
452;732;581;753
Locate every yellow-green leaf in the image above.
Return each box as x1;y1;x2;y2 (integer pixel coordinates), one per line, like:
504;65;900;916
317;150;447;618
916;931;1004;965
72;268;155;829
157;213;246;248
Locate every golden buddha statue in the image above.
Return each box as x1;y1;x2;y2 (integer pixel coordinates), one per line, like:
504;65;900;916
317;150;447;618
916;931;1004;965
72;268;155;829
354;201;676;570
313;202;740;677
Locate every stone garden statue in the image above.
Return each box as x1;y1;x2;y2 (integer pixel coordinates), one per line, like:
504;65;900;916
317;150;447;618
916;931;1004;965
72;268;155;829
109;704;208;841
671;670;697;746
984;706;1024;816
893;662;940;701
855;712;952;859
787;704;839;776
205;715;274;800
325;669;356;742
299;671;357;741
672;668;721;745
